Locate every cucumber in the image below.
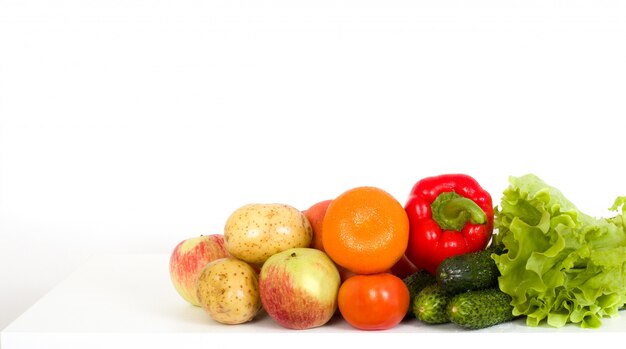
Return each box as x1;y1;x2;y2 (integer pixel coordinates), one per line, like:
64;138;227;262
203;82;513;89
403;270;436;317
436;245;500;294
413;284;451;324
447;288;516;329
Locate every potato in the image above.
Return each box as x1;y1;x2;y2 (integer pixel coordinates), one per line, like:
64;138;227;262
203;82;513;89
224;203;313;265
196;257;261;325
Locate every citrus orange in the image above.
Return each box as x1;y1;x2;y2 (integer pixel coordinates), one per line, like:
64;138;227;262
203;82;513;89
322;186;409;275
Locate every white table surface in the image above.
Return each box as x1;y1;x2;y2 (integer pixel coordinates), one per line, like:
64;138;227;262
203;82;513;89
2;254;625;349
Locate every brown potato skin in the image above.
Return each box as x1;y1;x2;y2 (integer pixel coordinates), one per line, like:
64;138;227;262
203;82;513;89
224;203;313;265
196;258;261;324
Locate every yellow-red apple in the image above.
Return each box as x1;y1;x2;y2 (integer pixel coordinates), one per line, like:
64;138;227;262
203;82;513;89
259;248;340;330
169;234;230;306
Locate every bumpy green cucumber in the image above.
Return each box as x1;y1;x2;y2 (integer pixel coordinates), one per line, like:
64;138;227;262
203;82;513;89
447;288;516;329
403;270;436;317
436;245;500;294
413;284;451;324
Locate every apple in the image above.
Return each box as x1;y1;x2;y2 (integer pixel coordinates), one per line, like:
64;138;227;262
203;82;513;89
302;199;332;252
259;247;340;330
390;254;420;279
169;234;230;306
336;264;357;282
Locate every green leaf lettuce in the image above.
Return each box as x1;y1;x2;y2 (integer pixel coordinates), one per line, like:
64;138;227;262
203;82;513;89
492;174;626;328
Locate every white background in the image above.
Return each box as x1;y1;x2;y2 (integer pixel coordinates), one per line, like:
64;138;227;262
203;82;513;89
1;0;626;331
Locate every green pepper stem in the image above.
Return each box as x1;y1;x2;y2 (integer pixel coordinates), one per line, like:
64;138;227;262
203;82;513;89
431;192;487;231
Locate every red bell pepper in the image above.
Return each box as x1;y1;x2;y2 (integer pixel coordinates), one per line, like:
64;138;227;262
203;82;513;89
404;174;494;275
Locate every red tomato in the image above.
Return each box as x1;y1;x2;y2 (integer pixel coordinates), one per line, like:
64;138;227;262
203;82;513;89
337;273;410;330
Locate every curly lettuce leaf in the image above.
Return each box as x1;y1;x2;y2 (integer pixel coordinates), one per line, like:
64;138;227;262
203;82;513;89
492;174;626;328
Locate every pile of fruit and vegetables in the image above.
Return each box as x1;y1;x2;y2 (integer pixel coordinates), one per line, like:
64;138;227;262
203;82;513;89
169;173;626;330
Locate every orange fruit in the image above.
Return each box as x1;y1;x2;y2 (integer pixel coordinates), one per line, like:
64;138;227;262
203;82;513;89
322;186;409;275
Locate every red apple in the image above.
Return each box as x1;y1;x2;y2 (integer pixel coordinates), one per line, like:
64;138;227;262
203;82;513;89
302;199;332;252
259;248;340;330
390;254;420;279
169;234;230;306
337;264;357;282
